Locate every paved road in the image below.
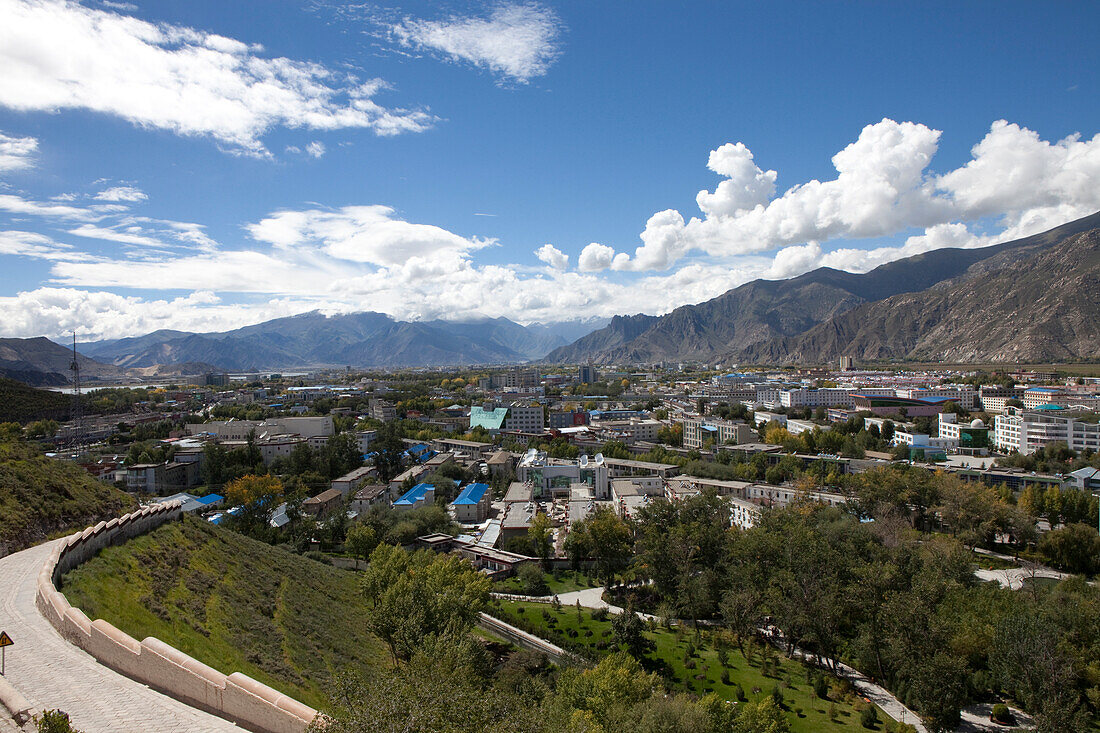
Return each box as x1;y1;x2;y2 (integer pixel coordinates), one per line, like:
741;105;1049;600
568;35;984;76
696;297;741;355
0;540;240;733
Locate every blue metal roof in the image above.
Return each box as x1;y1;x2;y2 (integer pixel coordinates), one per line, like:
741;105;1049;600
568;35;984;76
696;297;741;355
197;494;223;505
452;483;489;506
394;482;433;506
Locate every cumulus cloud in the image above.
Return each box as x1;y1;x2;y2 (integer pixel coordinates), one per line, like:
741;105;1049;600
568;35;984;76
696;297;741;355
605;118;1100;274
534;243;568;269
94;185;147;202
0;131;37;172
305;141;325;158
0;0;433;155
247;205;493;267
577;242;615;272
392;3;562;83
695;142;776;217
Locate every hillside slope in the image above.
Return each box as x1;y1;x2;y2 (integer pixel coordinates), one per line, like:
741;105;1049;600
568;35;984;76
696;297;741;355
759;227;1100;363
0;336;124;386
0;377;71;423
0;436;137;556
545;211;1100;364
61;516;388;710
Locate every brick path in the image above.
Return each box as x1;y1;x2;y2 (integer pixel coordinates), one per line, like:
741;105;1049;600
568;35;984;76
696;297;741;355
0;540;240;733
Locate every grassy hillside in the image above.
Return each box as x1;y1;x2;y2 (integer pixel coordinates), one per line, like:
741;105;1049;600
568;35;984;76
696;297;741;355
61;516;389;710
0;437;137;555
0;377;70;423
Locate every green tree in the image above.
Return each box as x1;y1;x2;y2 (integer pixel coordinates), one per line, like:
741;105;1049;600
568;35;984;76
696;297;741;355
1039;523;1100;575
361;544;490;664
564;507;633;585
733;697;789;733
346;523;377;560
371;423;405;483
611;604;654;660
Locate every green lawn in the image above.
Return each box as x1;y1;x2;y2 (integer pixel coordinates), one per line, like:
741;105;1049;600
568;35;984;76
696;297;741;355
494;569;602;596
490;599;896;733
61;516;389;711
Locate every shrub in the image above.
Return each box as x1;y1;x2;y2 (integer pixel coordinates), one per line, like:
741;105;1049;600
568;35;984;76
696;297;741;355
733;683;747;701
828;703;838;721
716;645;729;667
991;703;1012;724
771;684;784;707
721;669;731;685
684;658;697;670
35;710;80;733
814;674;830;699
861;705;878;728
591;608;608;622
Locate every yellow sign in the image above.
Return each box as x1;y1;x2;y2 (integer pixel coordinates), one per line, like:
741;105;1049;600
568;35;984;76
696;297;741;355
0;631;12;648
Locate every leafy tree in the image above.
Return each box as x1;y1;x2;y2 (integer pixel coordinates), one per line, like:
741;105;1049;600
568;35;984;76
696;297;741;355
564;507;633;585
360;544;490;664
370;422;406;483
1038;523;1100;575
733;697;789;733
611;604;654;660
224;474;283;539
346;523;377;560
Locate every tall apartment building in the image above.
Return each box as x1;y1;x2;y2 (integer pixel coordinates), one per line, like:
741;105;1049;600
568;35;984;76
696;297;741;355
994;407;1100;455
578;363;599;384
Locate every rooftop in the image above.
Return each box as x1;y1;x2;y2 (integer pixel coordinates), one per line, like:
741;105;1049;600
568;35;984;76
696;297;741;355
452;482;490;506
394;482;434;506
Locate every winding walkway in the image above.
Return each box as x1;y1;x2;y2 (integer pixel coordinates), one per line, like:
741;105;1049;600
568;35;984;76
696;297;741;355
0;540;240;733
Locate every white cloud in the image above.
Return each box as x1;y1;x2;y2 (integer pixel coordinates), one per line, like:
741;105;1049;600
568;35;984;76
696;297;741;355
0;193;109;220
0;131;37;172
94;185;147;202
0;230;83;260
695;142;776;217
534;243;568;269
392;3;562;83
67;223;163;247
305;141;325;158
0;0;433;155
0;286;337;341
577;242;615;272
604;118;1100;273
246;205;492;267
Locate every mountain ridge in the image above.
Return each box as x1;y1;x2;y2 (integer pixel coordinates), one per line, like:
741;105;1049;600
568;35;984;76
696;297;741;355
545;211;1100;365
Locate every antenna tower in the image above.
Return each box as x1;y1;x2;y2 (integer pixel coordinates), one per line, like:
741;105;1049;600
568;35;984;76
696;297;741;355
69;332;84;449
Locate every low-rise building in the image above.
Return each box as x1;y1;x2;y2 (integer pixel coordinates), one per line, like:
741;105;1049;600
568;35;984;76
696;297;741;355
450;482;492;523
393;482;435;512
303;488;344;518
331;466;378;497
350;484;389;514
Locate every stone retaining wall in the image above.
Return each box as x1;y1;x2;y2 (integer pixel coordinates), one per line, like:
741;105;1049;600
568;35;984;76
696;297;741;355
34;503;317;733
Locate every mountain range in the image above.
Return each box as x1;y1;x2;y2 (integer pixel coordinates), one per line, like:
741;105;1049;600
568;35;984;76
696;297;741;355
76;314;607;372
546;211;1100;366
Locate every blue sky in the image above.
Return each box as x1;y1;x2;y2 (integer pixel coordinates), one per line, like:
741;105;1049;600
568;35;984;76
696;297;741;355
1;0;1098;340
